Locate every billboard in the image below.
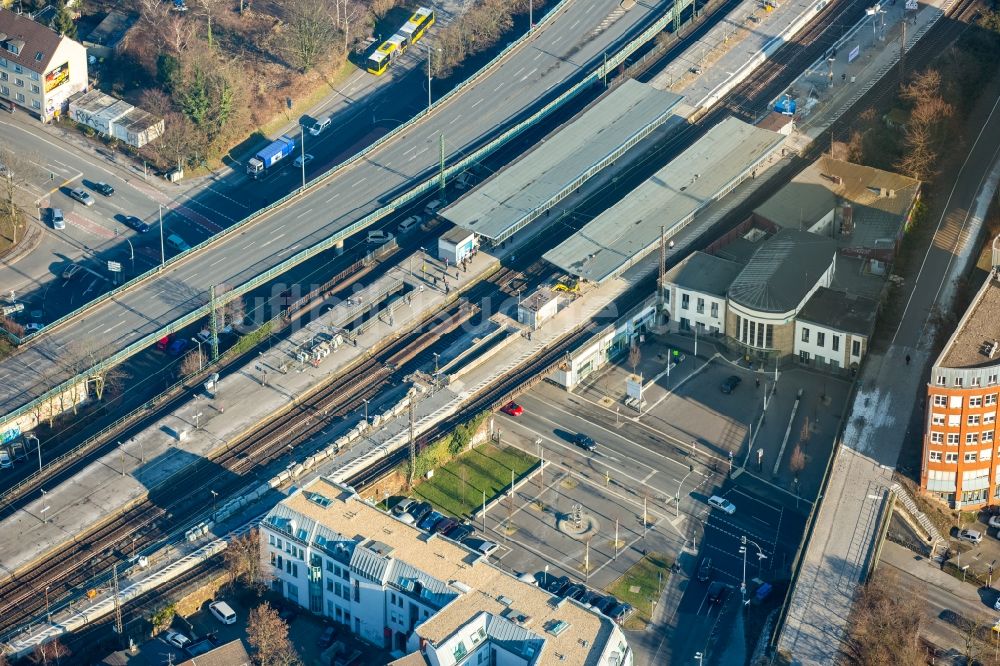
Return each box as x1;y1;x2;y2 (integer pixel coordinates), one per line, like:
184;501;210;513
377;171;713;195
848;44;861;63
44;62;69;93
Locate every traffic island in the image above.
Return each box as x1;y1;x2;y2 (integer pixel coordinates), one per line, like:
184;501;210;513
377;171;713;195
605;552;673;631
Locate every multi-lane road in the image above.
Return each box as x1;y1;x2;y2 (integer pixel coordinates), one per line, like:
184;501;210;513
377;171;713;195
0;0;675;424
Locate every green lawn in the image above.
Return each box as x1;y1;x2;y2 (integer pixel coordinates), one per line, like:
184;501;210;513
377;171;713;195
606;552;672;630
414;443;538;519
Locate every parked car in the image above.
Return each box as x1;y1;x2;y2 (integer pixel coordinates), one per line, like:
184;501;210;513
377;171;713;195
163;630;191;649
518;572;538;586
407;501;433;523
574;433;597;452
444;523;473;542
317;625;337;648
463;538;498;556
157;335;173;351
418;510;446;532
578;590;600;607
166;233;191;252
167;338;190;356
293;154;314;168
397;215;421;234
608;602;633;623
720;375;742;394
707;581;728;604
50;208;65;230
433;517;457;535
697;557;713;582
545;576;570;596
367;229;394;245
68;187;95;206
392;498;415;516
24;322;44;333
209;600;237;624
122;215;151;233
593;595;619;614
424;198;444;217
959;529;984;545
92;182;115;196
989;515;1000;530
501;402;523;416
455;171;475;190
562;583;586;600
0;449;12;469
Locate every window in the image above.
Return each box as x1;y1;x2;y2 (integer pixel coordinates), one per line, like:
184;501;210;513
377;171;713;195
969;414;982;426
929;451;942;462
0;85;8;95
711;302;719;318
29;71;38;81
933;395;947;407
0;73;6;81
931;432;943;443
988;394;998;405
335;582;342;597
853;339;862;357
269;534;276;546
986;431;995;442
965;452;978;462
270;551;277;566
453;641;468;661
14;78;22;87
326;579;334;592
950;395;963;409
948;414;960;427
971;396;984;408
817;332;825;348
696;297;705;314
967;433;979;445
990;375;999;386
973;377;982;387
765;324;773;349
353;580;360;602
832;336;839;352
12;64;21;74
29;84;38;94
14;93;23;102
801;327;810;343
946;452;958;463
681;294;689;310
981;449;992;461
932;414;945;426
956;377;964;387
948;433;960;445
937;376;947;386
326;560;333;573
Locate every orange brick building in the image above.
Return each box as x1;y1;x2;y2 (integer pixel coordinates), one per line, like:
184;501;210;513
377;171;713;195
921;269;1000;508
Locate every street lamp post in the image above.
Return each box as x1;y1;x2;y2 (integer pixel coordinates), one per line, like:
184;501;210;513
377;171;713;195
362;398;369;424
426;42;441;115
695;652;703;666
26;433;40;473
45;585;51;624
210;489;219;517
124;238;134;275
300;130;307;191
158;204;165;267
674;465;694;516
191;337;205;371
739;535;768;607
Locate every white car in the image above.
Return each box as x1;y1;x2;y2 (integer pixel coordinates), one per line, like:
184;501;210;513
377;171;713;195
51;208;65;230
308;117;331;136
0;449;12;469
959;529;984;545
988;515;1000;530
68;187;95;206
367;230;394;245
293;154;314;168
209;600;237;624
24;322;44;333
163;630;191;649
708;495;736;515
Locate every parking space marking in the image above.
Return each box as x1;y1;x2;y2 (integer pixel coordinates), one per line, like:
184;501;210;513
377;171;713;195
643;470;657;483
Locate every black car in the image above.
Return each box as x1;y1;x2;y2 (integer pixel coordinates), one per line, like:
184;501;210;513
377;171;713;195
408;501;433;523
608;602;633;623
92;181;115;196
720;375;742;394
546;576;570;596
574;433;597;452
444;523;473;542
562;583;586;600
697;557;713;583
122;216;151;233
707;581;728;604
578;589;600;607
317;625;337;648
593;595;619;614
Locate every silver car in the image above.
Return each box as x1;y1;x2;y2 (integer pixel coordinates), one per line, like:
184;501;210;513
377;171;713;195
68;187;95;206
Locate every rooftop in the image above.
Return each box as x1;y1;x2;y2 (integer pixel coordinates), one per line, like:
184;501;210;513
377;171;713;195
663;251;744;297
0;8;72;72
938;270;1000;370
520;289;555;312
796;288;879;337
542;117;785;283
268;478;618;666
442;80;683;243
441;225;475;244
728;229;837;314
178;640;252;666
754;156;920;233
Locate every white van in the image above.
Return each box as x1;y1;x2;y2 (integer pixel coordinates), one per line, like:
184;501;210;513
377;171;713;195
309;116;332;136
209;600;237;625
397;215;421;235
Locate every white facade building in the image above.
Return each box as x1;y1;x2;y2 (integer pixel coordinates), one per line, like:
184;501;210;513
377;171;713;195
792;288;877;369
260;478;633;665
661;252;743;336
0;9;88;120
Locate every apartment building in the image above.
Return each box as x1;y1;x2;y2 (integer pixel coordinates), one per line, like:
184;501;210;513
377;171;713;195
0;9;88;120
921;262;1000;508
259;477;633;665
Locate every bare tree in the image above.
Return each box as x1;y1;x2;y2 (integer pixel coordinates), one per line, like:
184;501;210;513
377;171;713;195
367;0;398;21
247;602;299;666
281;0;339;72
179;349;204;376
223;529;269;593
0;146;42;245
628;342;641;374
789;444;806;481
156;112;198;171
844;569;922;665
798;417;811;449
30;638;70;666
193;0;228;48
897;69;953;181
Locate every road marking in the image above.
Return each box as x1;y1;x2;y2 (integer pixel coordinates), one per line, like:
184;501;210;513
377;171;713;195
513;67;525;78
471;98;484;108
326;193;341;203
209;257;226;268
570;19;581;30
295;208;313;220
522;68;537;82
449;114;462;125
353;177;367;187
534;51;544;61
243;242;256;250
104;321;124;334
494;82;505;92
643;470;658;483
261;233;286;247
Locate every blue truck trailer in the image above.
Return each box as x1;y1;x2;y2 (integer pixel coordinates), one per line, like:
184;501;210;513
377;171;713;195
247;135;295;178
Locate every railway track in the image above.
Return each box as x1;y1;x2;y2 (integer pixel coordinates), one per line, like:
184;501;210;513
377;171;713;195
2;0;983;645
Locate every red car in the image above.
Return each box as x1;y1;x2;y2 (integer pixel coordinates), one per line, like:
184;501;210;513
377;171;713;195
501;402;523;416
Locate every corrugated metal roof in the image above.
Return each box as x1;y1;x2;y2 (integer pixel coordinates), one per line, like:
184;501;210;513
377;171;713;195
663;252;744;297
728;229;837;313
387;559;457;610
543;117;786;283
442;80;683;242
350;544;391;582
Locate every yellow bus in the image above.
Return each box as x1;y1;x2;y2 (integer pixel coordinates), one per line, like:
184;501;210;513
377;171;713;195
366;7;435;76
366;34;406;76
399;7;435;47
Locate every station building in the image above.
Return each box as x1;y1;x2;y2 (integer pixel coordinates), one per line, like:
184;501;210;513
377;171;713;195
259;477;633;665
921;243;1000;508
